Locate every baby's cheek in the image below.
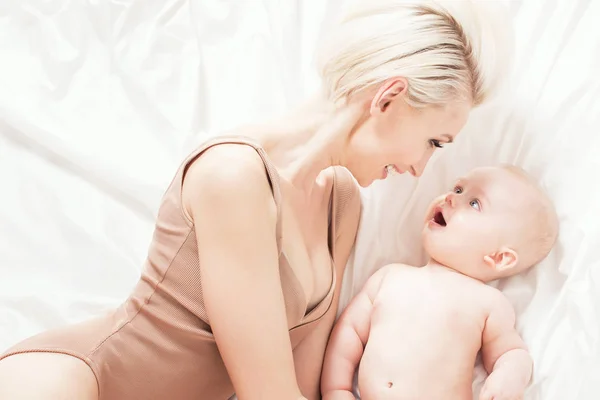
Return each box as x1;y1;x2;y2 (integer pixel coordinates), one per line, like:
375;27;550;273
452;215;483;240
434;234;465;259
450;213;468;226
445;223;476;253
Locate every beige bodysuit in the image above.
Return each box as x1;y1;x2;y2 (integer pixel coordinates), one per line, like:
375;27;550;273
1;136;361;400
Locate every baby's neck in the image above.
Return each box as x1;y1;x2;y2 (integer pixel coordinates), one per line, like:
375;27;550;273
424;260;485;282
424;260;462;274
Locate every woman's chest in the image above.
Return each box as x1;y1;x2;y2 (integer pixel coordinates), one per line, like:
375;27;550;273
279;185;334;315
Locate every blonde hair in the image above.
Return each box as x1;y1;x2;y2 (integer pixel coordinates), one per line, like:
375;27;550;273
317;0;513;107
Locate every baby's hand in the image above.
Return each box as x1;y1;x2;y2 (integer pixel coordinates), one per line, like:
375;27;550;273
479;371;526;400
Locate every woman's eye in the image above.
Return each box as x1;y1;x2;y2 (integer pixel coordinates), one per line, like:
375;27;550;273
429;139;443;149
453;186;463;194
469;199;480;210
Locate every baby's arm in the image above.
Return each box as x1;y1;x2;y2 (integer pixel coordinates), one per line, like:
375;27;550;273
320;266;390;400
479;294;533;400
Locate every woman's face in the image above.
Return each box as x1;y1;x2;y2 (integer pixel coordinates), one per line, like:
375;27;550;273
344;81;471;187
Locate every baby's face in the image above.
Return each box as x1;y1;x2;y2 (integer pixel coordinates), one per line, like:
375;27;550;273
422;167;538;279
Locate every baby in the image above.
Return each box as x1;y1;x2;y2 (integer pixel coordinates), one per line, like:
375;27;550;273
321;165;559;400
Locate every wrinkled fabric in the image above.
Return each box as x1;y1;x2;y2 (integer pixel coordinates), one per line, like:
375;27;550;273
1;1;599;399
343;1;600;399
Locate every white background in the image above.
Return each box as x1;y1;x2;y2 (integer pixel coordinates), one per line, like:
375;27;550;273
1;1;599;399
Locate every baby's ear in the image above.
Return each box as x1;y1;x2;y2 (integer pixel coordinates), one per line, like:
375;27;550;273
483;247;518;274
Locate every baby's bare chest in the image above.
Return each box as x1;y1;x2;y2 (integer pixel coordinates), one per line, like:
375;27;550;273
371;267;492;338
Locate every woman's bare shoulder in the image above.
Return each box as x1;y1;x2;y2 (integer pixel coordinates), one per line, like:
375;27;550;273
181;143;278;225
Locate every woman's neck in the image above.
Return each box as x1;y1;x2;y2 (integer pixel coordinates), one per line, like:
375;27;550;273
240;93;350;194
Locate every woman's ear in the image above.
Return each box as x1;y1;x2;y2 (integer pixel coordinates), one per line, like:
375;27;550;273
370;78;408;115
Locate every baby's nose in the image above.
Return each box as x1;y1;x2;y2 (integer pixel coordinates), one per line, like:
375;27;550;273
445;193;455;206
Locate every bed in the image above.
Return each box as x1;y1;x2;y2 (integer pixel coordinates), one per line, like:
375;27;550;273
1;1;598;399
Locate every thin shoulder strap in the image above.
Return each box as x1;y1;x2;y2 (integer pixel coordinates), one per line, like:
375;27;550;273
252;144;283;254
329;167;361;257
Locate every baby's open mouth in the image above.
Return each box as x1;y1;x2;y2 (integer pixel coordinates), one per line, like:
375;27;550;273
433;210;446;227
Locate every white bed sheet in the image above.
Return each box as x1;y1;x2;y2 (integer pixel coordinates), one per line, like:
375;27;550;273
0;1;598;399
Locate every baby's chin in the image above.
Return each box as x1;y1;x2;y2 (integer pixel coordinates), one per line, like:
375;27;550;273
421;230;446;260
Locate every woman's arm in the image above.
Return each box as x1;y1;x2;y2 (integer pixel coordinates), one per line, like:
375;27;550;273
183;144;304;400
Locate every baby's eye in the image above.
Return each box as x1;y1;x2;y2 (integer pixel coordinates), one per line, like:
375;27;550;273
429;139;443;149
453;186;463;194
469;199;481;211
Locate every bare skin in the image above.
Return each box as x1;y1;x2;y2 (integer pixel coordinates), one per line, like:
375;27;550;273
0;83;470;399
323;263;529;400
322;166;558;400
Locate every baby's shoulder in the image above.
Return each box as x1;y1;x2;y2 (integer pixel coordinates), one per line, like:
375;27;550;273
479;283;507;299
378;263;418;275
476;284;514;316
360;263;417;297
369;263;407;279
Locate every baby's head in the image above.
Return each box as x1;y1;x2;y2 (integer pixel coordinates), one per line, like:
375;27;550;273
422;165;558;282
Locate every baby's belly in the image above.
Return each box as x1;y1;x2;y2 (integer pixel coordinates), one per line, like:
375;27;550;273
357;320;479;400
357;376;472;400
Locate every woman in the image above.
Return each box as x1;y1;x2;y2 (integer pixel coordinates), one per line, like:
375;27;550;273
0;1;510;399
